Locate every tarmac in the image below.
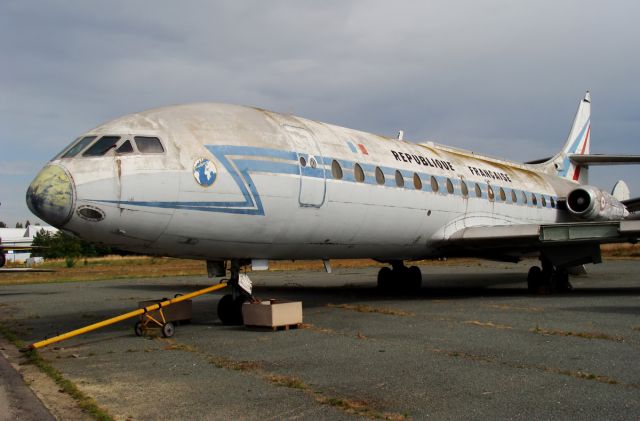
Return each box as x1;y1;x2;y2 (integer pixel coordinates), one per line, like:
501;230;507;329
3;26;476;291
1;259;639;420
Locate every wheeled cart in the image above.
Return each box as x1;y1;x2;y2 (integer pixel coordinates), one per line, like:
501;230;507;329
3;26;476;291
134;296;192;338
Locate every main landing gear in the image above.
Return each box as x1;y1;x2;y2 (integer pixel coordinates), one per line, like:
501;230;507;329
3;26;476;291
527;257;573;294
377;261;422;292
217;260;252;325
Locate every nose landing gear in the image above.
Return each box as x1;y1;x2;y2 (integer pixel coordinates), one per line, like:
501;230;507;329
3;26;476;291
217;260;253;325
377;261;422;292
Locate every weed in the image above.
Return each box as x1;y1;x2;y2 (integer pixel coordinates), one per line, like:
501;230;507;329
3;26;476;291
65;256;77;268
0;322;113;420
327;303;413;317
530;327;624;342
464;320;513;330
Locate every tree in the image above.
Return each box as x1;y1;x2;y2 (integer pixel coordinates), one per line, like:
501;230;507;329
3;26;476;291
31;229;112;259
15;222;23;228
0;221;6;228
25;220;31;227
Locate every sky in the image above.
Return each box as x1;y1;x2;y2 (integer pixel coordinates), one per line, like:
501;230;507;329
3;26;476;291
2;1;640;226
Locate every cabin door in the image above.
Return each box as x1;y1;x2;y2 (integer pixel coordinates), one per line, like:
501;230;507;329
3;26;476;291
284;125;326;207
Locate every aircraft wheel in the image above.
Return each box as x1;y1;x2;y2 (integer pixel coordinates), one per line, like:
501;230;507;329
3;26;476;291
0;253;5;268
217;294;245;325
377;267;393;290
406;266;422;291
527;266;542;292
161;322;175;338
552;271;572;292
134;321;144;337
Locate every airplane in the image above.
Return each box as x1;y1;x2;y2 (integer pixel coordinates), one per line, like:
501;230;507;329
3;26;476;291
25;91;640;324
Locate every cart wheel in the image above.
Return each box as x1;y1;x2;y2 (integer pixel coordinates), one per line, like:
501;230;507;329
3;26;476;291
162;322;175;338
134;321;144;337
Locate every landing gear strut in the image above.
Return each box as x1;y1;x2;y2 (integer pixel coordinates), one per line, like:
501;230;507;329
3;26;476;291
527;257;573;294
377;261;422;292
217;260;252;325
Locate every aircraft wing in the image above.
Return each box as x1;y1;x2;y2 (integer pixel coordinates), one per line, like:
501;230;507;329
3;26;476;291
568;154;640;165
439;220;640;266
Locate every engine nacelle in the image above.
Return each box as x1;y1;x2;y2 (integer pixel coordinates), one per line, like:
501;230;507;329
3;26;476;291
566;185;629;221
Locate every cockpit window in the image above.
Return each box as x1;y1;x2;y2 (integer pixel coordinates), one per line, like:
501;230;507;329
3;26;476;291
135;136;164;153
83;136;121;157
116;140;134;154
61;136;97;158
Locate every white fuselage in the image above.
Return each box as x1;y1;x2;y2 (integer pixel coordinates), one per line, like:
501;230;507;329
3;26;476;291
33;103;579;261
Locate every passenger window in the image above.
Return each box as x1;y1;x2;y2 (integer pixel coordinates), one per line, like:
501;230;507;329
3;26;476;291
521;191;528;204
511;189;517;203
551;197;556;208
541;195;547;207
446;178;454;194
332;160;343;180
62;136;97;158
354;163;365;182
430;176;439;192
532;194;538;206
83;136;121;156
135;136;164;153
299;156;307;167
395;170;404;187
461;180;468;197
487;185;495;201
474;183;482;198
116;140;134;154
414;173;422;190
375;167;385;185
499;187;506;201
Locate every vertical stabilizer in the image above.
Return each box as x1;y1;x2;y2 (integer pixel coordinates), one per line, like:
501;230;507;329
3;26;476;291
541;91;591;184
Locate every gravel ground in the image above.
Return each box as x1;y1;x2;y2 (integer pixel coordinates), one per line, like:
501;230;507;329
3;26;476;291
1;259;639;420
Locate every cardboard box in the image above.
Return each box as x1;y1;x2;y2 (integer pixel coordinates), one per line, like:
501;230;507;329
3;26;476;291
242;300;303;328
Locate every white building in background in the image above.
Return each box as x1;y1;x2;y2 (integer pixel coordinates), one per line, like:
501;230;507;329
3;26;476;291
0;225;58;264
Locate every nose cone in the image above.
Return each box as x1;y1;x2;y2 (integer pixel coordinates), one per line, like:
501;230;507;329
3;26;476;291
26;165;75;227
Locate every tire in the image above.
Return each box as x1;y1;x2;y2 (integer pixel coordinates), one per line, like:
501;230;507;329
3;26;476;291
407;266;422;291
161;322;175;338
527;266;542;292
552;271;572;292
0;252;5;268
217;294;246;325
377;267;393;290
134;321;144;337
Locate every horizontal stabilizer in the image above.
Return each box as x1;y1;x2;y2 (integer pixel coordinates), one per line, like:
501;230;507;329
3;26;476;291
622;197;640;213
568;154;640;165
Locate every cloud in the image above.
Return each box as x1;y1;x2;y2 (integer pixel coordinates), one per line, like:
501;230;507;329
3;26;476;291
1;1;640;223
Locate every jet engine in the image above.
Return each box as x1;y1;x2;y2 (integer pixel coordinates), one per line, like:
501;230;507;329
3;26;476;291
566;185;629;221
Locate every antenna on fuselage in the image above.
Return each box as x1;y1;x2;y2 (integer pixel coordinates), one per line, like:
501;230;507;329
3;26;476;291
397;130;404;140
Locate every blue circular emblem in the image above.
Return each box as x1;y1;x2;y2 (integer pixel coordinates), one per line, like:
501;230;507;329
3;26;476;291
193;158;217;186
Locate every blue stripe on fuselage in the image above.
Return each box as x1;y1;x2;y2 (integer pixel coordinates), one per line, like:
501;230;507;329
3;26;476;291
89;144;556;214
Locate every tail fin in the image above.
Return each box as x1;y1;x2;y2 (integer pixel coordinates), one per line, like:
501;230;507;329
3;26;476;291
541;91;591;184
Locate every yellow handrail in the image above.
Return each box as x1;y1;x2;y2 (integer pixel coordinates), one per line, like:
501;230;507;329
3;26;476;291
27;282;227;350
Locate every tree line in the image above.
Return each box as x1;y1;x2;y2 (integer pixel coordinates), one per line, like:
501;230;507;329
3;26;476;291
0;220;38;228
31;229;113;259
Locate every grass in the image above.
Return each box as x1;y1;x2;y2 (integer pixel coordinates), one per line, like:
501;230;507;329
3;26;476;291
0;322;114;421
464;320;513;330
600;243;640;258
327;303;414;317
531;325;625;342
159;337;409;419
430;347;625;387
1;255;493;286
